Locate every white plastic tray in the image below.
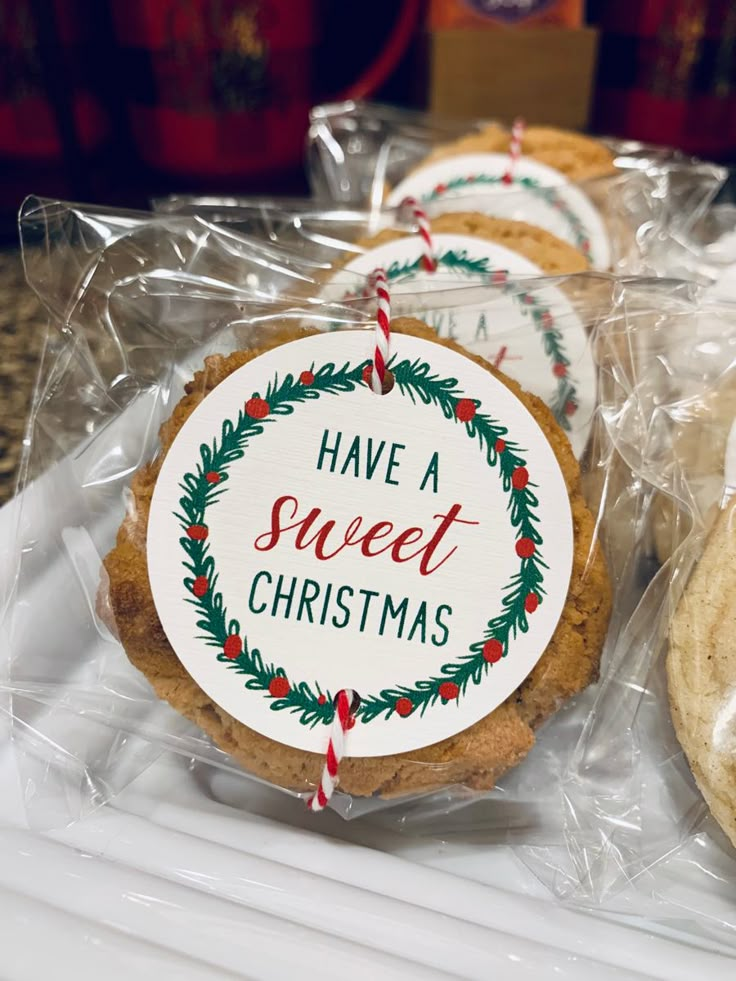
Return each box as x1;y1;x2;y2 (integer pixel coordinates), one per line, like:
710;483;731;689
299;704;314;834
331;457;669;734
1;448;735;980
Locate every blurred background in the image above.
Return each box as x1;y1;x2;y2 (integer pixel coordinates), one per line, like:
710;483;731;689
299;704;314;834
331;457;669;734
2;0;735;240
0;0;735;500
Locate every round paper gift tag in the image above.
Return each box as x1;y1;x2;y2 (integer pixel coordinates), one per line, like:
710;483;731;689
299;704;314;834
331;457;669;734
148;332;574;757
387;153;611;270
322;233;597;458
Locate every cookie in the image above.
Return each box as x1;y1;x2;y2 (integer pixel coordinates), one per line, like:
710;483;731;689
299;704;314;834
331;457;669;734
349;212;588;275
668;497;736;848
420;122;510;167
103;318;611;798
511;126;618;183
422;124;617;183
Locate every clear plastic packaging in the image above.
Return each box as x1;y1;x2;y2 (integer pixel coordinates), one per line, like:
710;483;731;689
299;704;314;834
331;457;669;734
3;194;657;832
305;101;727;276
514;294;736;949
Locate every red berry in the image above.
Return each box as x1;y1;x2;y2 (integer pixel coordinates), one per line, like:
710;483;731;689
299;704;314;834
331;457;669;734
502;173;513;185
582;239;590;252
511;466;529;490
492;270;507;285
455;398;476;423
553;363;567;378
245;396;269;419
482;639;503;663
516;537;536;558
525;593;540;613
300;370;314;385
192;576;208;597
435;183;447;194
541;312;554;328
495;438;506;454
223;634;242;659
268;676;290;698
318;694;327;705
565;400;577;416
362;364;373;385
187;524;208;541
524;294;534;305
205;471;221;484
439;681;460;701
395;697;413;717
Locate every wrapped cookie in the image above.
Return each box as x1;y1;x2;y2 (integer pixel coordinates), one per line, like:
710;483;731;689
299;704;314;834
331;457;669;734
103;317;610;803
307;101;727;276
149;198;602;457
669;433;736;849
8;196;633;831
543;296;736;943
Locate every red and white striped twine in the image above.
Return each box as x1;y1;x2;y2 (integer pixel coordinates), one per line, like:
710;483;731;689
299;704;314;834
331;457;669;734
307;268;395;811
307;689;355;812
369;267;391;395
398;196;436;272
502;117;526;185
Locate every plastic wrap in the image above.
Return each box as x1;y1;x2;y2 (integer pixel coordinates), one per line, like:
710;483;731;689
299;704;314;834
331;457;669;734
306;101;727;277
1;194;660;834
513;294;736;949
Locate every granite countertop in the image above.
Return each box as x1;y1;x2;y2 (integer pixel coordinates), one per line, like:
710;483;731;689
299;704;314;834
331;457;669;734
0;250;45;505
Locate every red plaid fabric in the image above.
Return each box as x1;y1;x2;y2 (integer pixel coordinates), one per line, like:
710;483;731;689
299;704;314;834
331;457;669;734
593;0;736;157
109;0;318;177
0;0;107;159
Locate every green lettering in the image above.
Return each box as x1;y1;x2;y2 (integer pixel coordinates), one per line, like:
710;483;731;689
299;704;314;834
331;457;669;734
365;437;386;479
419;452;439;494
431;604;452;647
248;570;271;614
297;578;320;623
316;429;341;473
379;594;409;638
319;582;333;625
358;589;379;631
340;435;361;477
407;602;428;644
331;585;353;628
385;442;405;486
271;574;297;618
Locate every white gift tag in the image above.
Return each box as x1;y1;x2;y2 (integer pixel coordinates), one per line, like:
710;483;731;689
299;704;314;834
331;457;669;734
322;233;597;458
387;153;611;270
148;332;574;757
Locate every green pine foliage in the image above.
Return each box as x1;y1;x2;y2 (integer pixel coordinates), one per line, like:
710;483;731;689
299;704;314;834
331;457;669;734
177;354;546;729
422;174;591;258
381;251;579;432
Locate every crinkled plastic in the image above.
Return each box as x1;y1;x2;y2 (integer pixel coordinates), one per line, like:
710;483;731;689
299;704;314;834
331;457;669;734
305;101;727;277
3;196;669;841
511;293;736;950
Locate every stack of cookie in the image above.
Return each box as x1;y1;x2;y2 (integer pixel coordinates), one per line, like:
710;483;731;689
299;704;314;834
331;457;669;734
384;123;614;271
104;318;611;799
99;114;731;831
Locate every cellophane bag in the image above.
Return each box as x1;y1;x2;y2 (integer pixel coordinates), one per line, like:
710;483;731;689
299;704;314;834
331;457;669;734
4;195;661;838
305;101;727;277
514;293;736;950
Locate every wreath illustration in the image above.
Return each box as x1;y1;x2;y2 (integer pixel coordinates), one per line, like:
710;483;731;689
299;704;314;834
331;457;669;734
422;174;592;260
178;354;547;729
342;248;579;427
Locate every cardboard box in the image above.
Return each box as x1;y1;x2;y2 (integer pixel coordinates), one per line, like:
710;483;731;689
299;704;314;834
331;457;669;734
429;28;599;130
